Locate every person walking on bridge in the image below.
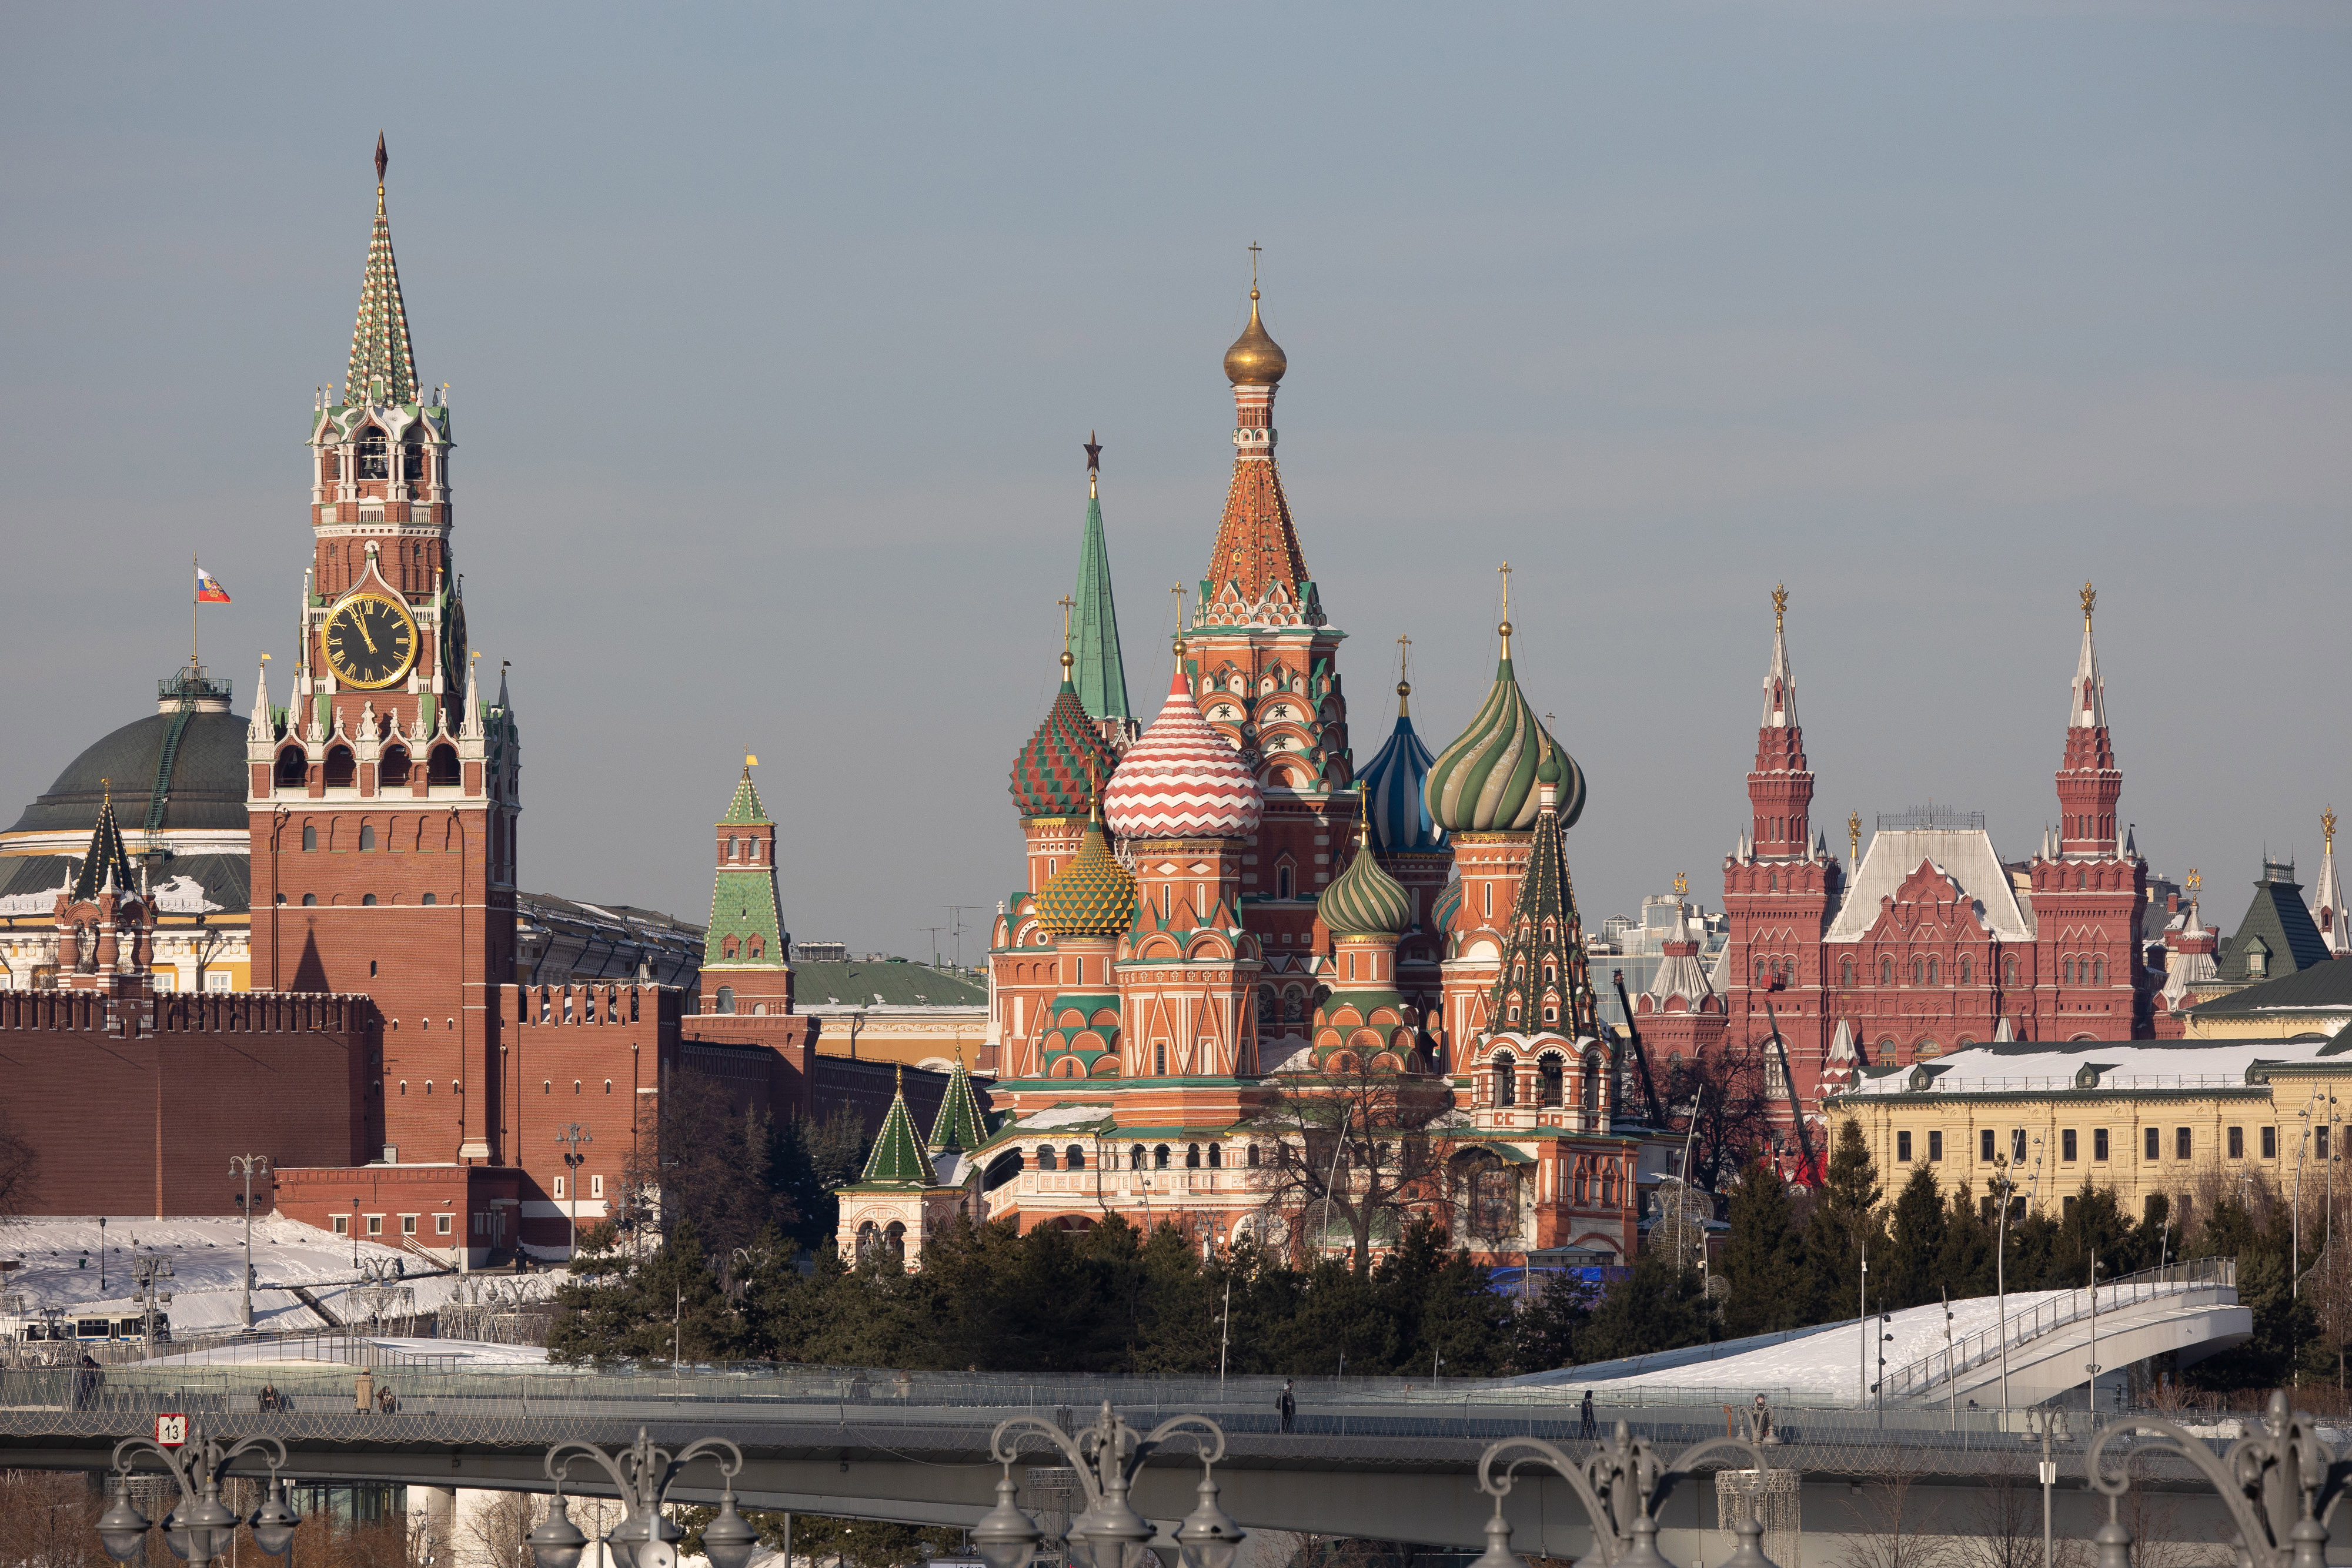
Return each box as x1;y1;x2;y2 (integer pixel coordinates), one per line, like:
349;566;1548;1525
1579;1388;1596;1439
1278;1379;1296;1434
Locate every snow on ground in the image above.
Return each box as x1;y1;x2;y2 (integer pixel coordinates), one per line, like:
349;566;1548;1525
1564;1288;2100;1403
0;1216;556;1336
142;1334;550;1368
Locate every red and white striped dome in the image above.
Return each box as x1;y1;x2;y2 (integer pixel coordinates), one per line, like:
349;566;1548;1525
1103;670;1265;841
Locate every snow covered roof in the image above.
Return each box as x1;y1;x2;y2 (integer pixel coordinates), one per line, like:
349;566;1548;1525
1824;827;2033;942
1833;1036;2344;1101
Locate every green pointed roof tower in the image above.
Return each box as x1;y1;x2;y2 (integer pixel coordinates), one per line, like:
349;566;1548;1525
856;1068;939;1187
927;1054;991;1154
345;133;420;407
704;760;789;975
1071;434;1132;725
70;786;137;902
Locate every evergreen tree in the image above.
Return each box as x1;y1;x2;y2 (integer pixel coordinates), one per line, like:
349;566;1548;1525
1882;1164;1947;1309
1581;1248;1714;1361
1512;1269;1596;1371
1720;1159;1805;1338
1935;1180;1996;1299
1802;1119;1885;1322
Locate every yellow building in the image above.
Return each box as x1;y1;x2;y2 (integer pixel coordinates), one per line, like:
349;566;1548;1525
793;958;990;1074
1827;959;2352;1220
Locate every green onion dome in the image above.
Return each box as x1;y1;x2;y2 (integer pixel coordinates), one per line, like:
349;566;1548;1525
1432;876;1464;934
1319;824;1414;938
1424;632;1586;834
1010;657;1118;821
1034;809;1137;938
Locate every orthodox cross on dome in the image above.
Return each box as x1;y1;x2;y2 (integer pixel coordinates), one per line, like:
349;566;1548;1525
1058;595;1075;653
1396;633;1412;710
1170;583;1187;659
1248;240;1261;288
1498;561;1514;650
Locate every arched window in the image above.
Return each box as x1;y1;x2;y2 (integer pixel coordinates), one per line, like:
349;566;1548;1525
1582;1052;1602;1111
356;426;389;480
1154;1144;1171;1170
1131;1144;1147;1169
426;745;459;787
1493;1052;1517;1108
1926;958;1938;985
1842;956;1855;988
1880;956;1894;985
401;435;425;486
1185;1144;1201;1169
1247;1144;1262;1168
1066;1145;1086;1170
2003;954;2017;988
2093;956;2106;985
2076;869;2087;891
1207;1144;1221;1168
277;748;309;789
748;936;764;959
422;892;436;906
1037;1145;1057;1171
323;746;356;788
361;894;377;907
1539;1057;1564;1106
1959;957;1972;984
1910;957;1924;985
359;823;376;851
1154;1043;1167;1075
1276;863;1294;900
380;747;410;786
2064;959;2076;986
301;893;317;907
715;985;736;1015
721;937;739;960
302;824;318;851
1768;870;1779;893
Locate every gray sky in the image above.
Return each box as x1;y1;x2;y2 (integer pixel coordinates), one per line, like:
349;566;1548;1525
4;4;2347;959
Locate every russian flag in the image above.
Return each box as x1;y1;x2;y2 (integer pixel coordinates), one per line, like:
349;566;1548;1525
195;567;232;604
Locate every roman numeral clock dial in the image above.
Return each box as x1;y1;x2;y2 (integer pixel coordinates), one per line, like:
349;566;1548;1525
322;592;419;689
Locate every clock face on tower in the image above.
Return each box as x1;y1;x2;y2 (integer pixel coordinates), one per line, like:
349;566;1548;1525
323;592;419;689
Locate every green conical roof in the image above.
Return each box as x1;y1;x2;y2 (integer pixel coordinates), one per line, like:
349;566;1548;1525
1485;783;1599;1038
343;138;420;407
1073;477;1131;724
928;1055;990;1153
858;1070;938;1187
722;764;769;824
70;790;136;902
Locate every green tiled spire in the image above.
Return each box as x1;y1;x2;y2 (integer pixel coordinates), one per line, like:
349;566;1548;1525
1485;753;1599;1038
71;788;136;902
927;1054;990;1154
344;135;420;407
1072;440;1131;723
859;1069;938;1186
706;764;788;969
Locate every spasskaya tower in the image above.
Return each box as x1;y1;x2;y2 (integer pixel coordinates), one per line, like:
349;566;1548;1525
246;137;518;1166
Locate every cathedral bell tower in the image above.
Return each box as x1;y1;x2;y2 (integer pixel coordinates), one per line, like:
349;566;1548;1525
246;138;517;1166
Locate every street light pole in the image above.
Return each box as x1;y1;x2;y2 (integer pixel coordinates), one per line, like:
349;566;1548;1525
527;1427;761;1568
555;1122;593;1259
971;1402;1244;1568
228;1155;269;1331
94;1422;302;1564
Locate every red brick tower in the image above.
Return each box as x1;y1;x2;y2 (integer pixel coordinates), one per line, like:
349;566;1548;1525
246;139;516;1166
1185;270;1355;962
2024;584;2148;1039
700;761;792;1018
1720;587;1841;1108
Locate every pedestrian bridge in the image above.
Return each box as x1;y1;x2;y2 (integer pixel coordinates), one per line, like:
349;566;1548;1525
0;1353;2263;1553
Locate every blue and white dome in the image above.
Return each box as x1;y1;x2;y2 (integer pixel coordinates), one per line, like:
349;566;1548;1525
1358;680;1445;854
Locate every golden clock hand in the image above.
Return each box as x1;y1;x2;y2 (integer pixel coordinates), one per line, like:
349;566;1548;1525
355;613;379;654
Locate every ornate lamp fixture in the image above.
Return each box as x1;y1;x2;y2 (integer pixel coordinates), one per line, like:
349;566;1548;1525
2087;1390;2350;1568
973;1401;1243;1568
95;1423;300;1564
532;1426;759;1568
1472;1423;1779;1568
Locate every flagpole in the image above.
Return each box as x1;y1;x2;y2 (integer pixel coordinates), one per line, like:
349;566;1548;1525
192;553;200;673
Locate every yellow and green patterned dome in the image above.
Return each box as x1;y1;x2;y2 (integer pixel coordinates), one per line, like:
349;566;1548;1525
1035;810;1136;938
1319;814;1413;938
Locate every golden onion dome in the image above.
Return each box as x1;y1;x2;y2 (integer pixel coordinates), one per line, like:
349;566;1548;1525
1034;813;1137;939
1222;288;1287;386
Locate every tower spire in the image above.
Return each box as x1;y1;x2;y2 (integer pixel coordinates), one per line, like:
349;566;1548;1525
1746;585;1813;859
2315;808;2348;957
1203;258;1311;625
1762;583;1797;728
2056;582;2122;858
345;133;419;407
1070;436;1131;725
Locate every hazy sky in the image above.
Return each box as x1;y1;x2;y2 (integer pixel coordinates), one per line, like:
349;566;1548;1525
4;4;2347;959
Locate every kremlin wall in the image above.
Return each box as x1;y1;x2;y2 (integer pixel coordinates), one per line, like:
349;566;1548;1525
2;146;2347;1271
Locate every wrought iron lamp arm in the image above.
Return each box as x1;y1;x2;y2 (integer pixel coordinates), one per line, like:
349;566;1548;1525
663;1436;747;1500
545;1440;639;1499
109;1437;202;1516
1135;1414;1229;1472
1646;1436;1775;1520
1477;1439;1628;1568
992;1416;1105;1509
2089;1409;2340;1568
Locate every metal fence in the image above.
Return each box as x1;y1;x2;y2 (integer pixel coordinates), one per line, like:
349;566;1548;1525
1880;1256;2234;1402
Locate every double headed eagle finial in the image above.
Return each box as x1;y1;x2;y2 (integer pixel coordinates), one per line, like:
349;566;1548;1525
2081;581;2097;624
1772;583;1789;631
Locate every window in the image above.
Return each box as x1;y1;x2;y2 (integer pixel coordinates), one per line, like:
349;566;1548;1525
2263;1126;2278;1159
365;1215;383;1236
2003;955;2018;987
715;985;735;1015
1959;958;1972;984
2094;1128;2109;1161
2012;1129;2027;1162
1980;1128;1996;1162
302;893;317;906
2064;959;2076;986
2145;1126;2160;1160
362;894;377;906
1247;1145;1261;1168
727;836;738;860
2062;1129;2077;1162
357;426;389;479
436;1215;453;1236
1880;957;1895;985
1207;1144;1220;1169
422;892;437;905
324;745;356;788
1154;1145;1171;1170
302;824;318;851
2093;957;2105;985
1842;957;1855;987
1897;1131;1912;1162
1929;1130;1943;1162
1494;1053;1517;1108
332;1215;349;1236
2318;1127;2330;1161
1277;864;1293;899
400;1215;418;1235
1067;1145;1087;1171
2227;1126;2244;1159
1185;1145;1202;1169
1037;1146;1057;1171
359;823;376;851
2176;1128;2192;1159
1154;1043;1167;1076
1539;1058;1563;1106
380;747;409;786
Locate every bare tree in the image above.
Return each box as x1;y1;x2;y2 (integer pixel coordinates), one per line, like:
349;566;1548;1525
1674;1030;1783;1193
0;1101;39;1223
1959;1453;2087;1568
463;1489;543;1568
1833;1446;1953;1568
1250;1059;1458;1274
0;1468;106;1566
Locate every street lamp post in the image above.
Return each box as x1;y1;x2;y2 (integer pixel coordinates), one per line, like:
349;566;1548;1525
972;1401;1244;1568
1469;1425;1780;1568
556;1122;593;1259
93;1422;302;1564
228;1154;269;1330
129;1254;174;1353
526;1425;760;1568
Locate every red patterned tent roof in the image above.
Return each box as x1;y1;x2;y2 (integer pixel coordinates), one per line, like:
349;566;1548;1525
1010;675;1118;821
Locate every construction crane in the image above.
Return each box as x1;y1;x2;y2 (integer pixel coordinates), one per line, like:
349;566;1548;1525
1761;998;1818;1183
1610;969;1666;1127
